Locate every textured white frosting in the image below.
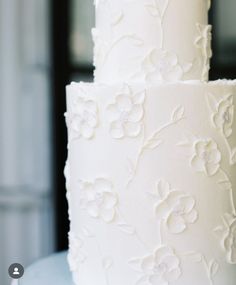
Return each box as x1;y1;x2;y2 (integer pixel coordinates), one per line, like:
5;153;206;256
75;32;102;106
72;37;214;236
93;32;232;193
65;80;236;285
93;0;211;84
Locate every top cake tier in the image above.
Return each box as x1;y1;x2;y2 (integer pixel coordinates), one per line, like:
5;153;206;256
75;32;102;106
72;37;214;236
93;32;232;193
93;0;212;84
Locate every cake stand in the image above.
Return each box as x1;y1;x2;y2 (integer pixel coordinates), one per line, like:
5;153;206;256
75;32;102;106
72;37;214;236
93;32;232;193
18;251;73;285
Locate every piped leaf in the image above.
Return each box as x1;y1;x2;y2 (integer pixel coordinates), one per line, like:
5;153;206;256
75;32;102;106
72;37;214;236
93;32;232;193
102;257;113;270
117;223;136;235
172;105;185;122
210;260;220;277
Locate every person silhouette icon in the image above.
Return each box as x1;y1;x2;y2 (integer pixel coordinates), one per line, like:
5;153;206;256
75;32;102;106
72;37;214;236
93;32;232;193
13;267;20;275
8;263;24;279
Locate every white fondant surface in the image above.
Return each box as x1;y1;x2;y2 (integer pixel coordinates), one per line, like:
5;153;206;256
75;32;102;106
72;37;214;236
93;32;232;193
66;80;236;285
94;0;211;83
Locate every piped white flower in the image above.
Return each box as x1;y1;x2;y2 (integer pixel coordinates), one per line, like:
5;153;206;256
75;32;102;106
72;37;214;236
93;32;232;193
66;95;98;140
107;85;145;139
191;139;221;176
79;178;118;223
129;246;181;284
215;213;236;264
142;49;183;82
68;232;86;271
195;24;212;59
155;189;198;234
213;95;234;138
223;217;236;264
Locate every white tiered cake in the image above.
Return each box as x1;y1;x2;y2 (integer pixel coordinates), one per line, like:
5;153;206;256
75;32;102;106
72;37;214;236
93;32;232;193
65;1;236;284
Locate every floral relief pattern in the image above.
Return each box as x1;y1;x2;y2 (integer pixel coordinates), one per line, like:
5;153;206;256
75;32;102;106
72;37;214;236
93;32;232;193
65;95;98;141
128;246;181;285
223;218;236;264
68;232;86;271
206;92;236;165
195;23;212;80
107;85;145;139
126;105;185;188
214;213;236;264
79;178;118;223
151;180;198;234
195;24;212;59
191;139;221;176
142;49;184;82
212;94;234;138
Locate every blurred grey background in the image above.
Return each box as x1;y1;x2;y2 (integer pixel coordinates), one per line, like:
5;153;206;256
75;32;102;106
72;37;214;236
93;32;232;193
0;0;236;285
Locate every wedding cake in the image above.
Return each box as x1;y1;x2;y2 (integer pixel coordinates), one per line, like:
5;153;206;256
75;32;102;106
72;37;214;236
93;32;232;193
65;0;236;284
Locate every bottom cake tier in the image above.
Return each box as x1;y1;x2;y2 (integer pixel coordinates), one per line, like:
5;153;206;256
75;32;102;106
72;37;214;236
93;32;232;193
65;80;236;285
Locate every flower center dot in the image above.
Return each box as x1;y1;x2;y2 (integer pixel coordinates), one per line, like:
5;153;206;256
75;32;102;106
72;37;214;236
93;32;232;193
201;151;211;163
120;111;129;123
173;204;185;216
95;193;104;205
153;263;167;275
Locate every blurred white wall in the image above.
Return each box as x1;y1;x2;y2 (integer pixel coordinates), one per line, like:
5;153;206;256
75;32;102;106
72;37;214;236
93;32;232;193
0;0;54;284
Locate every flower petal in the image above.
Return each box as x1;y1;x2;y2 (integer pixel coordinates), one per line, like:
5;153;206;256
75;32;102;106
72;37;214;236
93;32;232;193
85;100;97;114
87;201;100;218
164;191;183;209
155;200;170;219
149;49;164;66
178;196;195;214
110;121;124;139
128;105;144;122
164;51;178;66
116;94;133;112
94;178;112;193
71;116;82;133
164;267;181;282
107;104;120;121
146;70;162;82
213;113;222;129
81;124;94;139
205;162;220;176
184;209;198;224
154;246;173;262
207;139;217;151
162;255;180;270
103;192;118;209
87;114;98;128
163;65;183;81
195;140;207;155
124;122;142;137
149;274;166;285
166;213;186;234
156;180;170;200
191;155;205;172
101;208;116;223
133;91;146;105
141;255;155;273
208;148;221;164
